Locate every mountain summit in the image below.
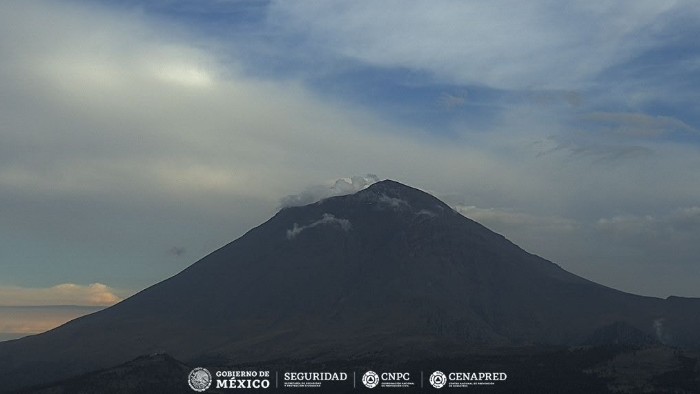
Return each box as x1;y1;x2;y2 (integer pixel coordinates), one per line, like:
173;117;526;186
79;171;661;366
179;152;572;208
1;180;699;390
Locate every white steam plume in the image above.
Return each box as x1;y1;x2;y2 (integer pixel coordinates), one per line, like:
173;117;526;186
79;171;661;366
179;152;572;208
286;213;352;239
279;174;379;208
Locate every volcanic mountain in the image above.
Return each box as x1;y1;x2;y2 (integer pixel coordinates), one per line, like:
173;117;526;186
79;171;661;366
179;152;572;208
1;180;699;390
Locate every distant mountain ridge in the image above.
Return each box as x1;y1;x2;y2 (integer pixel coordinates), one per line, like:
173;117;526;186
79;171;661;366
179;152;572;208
1;179;699;391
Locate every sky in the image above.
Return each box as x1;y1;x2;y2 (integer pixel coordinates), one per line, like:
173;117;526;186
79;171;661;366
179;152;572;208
1;0;700;339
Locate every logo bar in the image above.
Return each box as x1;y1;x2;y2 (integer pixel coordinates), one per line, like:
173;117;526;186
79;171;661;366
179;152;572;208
187;367;508;390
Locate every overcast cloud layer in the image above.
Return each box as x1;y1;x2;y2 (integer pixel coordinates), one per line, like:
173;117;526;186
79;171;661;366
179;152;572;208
1;0;700;338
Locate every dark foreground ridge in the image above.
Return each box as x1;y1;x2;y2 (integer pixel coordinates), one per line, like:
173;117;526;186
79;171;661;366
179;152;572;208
1;179;699;392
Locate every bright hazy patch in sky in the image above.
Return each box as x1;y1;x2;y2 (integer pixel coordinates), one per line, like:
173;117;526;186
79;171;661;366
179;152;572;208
0;282;121;341
0;283;123;307
0;306;105;341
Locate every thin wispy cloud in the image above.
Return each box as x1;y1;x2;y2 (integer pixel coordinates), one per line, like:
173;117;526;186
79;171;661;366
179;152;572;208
0;283;124;307
268;1;694;89
0;306;104;341
583;112;698;139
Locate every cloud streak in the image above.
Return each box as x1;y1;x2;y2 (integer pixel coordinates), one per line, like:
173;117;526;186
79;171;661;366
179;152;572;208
268;0;695;89
0;283;124;307
0;306;104;341
584;112;699;139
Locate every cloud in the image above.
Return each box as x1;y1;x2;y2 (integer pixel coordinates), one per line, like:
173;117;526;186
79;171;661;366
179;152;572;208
534;110;699;162
538;135;653;162
438;92;467;109
596;215;658;239
455;205;576;233
268;0;695;89
584;112;698;139
597;207;700;243
0;306;103;340
280;175;379;208
286;213;352;240
0;283;124;307
454;205;579;261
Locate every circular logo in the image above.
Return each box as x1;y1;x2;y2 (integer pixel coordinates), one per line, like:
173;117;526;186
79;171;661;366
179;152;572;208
362;370;380;388
188;367;212;392
429;371;447;389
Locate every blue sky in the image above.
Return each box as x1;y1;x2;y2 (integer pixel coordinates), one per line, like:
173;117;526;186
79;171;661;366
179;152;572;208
1;0;700;338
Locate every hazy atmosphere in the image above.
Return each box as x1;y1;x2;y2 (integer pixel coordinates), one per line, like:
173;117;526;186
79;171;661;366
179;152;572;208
2;0;700;340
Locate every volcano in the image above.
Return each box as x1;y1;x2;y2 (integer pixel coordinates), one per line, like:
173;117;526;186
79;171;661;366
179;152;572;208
1;180;699;390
